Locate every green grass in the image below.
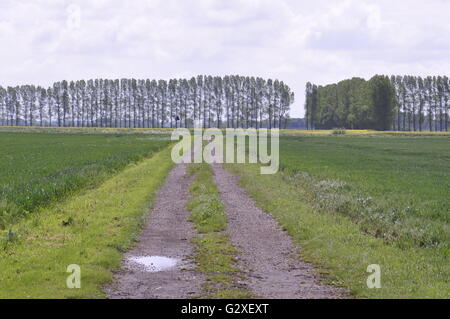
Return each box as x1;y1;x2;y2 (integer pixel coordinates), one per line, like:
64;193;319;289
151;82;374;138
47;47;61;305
0;147;174;298
187;164;252;299
187;165;227;234
0;131;170;228
279;135;449;248
225;134;449;298
226;163;449;298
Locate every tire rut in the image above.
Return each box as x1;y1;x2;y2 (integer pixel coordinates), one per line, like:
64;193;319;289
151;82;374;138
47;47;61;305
211;164;345;299
106;163;203;299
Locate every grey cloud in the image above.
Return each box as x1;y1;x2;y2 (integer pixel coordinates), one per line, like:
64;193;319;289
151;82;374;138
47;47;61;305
0;0;449;117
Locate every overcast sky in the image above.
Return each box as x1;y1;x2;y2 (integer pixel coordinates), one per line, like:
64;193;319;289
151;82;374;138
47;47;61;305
1;0;449;117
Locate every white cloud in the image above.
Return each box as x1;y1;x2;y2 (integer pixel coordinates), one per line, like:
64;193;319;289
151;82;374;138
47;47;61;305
0;0;449;117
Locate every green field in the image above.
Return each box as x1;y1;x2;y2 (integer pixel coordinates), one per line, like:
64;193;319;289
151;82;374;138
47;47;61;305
0;128;448;298
226;134;449;298
0;132;170;229
279;136;449;249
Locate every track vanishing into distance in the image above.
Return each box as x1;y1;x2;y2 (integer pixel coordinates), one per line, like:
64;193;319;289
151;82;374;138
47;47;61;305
107;162;345;299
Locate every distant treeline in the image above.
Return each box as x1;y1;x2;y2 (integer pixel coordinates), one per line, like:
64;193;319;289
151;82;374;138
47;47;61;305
0;76;294;129
305;75;449;131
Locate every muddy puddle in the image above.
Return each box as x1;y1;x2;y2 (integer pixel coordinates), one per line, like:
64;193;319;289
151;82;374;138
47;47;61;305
128;256;178;272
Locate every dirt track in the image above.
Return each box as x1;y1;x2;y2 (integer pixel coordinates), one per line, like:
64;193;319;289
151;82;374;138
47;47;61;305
212;164;344;299
108;162;344;299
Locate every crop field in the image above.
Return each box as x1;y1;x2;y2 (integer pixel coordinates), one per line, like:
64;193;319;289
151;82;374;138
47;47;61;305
226;134;449;298
279;135;450;249
0;131;170;229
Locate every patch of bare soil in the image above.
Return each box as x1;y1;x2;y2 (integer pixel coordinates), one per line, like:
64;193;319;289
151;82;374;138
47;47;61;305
107;163;203;299
211;164;346;299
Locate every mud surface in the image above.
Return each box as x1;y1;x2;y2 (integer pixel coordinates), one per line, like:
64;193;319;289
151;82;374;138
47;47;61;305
107;163;203;299
212;164;345;299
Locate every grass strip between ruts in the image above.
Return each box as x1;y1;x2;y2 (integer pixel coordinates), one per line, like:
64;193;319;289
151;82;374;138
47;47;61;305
187;163;253;299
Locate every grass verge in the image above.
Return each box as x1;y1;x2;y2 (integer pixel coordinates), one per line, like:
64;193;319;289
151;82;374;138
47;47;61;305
225;163;449;299
0;147;174;298
187;164;252;299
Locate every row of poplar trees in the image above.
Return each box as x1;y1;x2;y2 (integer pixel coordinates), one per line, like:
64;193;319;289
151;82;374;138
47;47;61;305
0;75;294;129
391;75;449;132
305;75;449;131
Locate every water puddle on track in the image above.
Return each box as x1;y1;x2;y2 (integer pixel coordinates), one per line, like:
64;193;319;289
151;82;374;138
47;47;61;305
128;256;178;272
